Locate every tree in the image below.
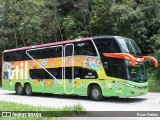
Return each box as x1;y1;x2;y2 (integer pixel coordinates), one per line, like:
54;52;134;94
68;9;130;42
91;0;115;35
92;0;160;54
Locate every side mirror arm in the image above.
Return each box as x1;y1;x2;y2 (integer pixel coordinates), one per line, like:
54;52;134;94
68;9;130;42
103;53;159;68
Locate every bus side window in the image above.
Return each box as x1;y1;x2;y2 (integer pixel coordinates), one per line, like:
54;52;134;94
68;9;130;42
46;68;58;79
74;67;82;79
65;45;73;56
29;68;61;79
74;67;98;79
29;69;45;79
94;38;120;53
22;50;31;60
56;47;62;57
105;58;125;79
12;51;22;61
82;68;98;79
4;52;11;62
27;47;63;60
42;47;62;58
74;41;97;56
65;67;72;79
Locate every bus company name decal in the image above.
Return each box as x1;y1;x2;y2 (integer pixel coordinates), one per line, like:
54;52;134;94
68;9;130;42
2;62;28;80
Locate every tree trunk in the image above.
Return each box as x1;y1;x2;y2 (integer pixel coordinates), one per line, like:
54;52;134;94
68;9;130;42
13;23;18;47
21;34;26;46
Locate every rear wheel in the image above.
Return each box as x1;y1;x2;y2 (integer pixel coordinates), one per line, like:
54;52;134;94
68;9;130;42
89;85;103;101
16;84;24;95
24;84;32;96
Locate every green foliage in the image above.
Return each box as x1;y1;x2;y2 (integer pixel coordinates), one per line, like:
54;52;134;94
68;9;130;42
91;0;114;35
147;50;160;80
148;79;160;92
92;0;160;54
0;0;159;52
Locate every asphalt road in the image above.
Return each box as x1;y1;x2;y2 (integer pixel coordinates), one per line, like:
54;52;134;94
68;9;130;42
0;87;160;119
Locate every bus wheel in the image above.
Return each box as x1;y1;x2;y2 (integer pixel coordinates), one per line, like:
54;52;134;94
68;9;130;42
16;84;24;95
24;84;32;96
90;85;103;101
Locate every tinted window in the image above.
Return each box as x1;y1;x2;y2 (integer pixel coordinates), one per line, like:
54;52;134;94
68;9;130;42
12;51;23;61
30;69;45;79
4;46;62;62
30;68;62;79
65;45;73;56
102;57;126;79
74;67;82;79
74;40;97;56
94;38;120;54
74;67;98;79
29;67;98;79
30;67;74;79
4;51;31;62
4;52;11;62
65;67;73;79
28;47;62;59
94;38;126;79
21;51;31;60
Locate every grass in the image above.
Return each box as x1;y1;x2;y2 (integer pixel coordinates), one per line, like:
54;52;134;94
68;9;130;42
0;101;86;119
0;82;1;87
148;79;160;92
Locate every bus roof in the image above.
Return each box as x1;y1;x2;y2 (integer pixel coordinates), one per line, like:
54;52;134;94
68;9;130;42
4;38;89;53
4;35;119;53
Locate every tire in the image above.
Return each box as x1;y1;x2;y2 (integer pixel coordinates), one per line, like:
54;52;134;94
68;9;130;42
16;84;24;95
89;85;103;101
24;84;32;96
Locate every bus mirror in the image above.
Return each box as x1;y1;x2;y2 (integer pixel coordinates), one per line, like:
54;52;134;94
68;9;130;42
143;56;158;68
103;53;159;68
103;53;136;66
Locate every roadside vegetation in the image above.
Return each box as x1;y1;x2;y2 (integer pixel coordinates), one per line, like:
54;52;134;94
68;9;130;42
0;101;86;119
148;80;160;92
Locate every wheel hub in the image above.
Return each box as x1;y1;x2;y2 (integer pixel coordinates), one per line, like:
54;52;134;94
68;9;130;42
92;89;100;98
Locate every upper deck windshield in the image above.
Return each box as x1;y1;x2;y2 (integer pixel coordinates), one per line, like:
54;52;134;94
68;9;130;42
117;37;142;57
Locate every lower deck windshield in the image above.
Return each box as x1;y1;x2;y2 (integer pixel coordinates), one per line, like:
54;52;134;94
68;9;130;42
127;62;147;82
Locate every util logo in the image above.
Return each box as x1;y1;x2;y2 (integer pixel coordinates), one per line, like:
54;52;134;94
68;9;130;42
3;62;28;80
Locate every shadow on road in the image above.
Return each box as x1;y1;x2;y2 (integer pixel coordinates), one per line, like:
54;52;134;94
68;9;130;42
4;92;147;104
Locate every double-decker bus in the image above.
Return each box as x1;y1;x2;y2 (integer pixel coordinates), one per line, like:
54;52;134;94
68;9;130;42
2;36;158;100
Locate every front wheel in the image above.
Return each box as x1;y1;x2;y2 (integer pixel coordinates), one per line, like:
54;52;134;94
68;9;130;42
24;84;32;96
89;85;103;101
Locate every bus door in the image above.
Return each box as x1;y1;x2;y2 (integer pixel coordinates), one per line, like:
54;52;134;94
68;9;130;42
63;44;75;94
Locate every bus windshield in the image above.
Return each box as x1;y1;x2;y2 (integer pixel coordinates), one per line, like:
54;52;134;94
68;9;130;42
117;38;142;57
127;62;147;82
